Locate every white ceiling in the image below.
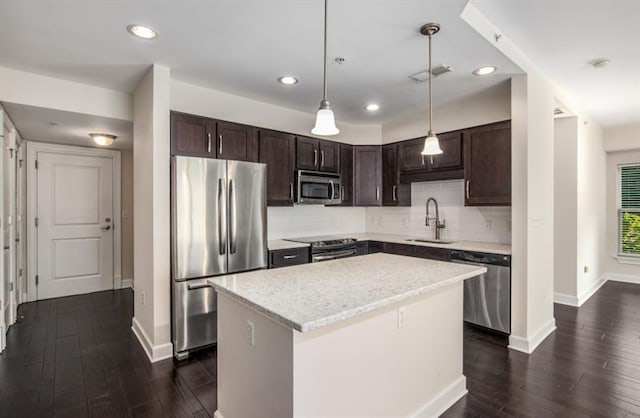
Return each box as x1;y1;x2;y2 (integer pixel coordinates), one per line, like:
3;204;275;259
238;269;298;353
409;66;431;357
1;102;133;150
0;0;521;126
473;0;640;128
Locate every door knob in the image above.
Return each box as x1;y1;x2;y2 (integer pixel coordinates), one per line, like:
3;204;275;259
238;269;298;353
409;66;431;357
101;225;111;231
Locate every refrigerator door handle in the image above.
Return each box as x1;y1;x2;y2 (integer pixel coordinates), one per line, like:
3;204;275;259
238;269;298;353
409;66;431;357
229;179;237;254
218;178;227;255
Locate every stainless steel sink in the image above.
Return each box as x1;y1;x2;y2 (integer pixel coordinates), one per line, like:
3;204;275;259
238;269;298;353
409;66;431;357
406;238;458;245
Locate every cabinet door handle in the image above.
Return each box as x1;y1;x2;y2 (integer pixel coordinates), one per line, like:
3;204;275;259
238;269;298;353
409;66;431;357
341;187;344;200
283;254;298;260
421;155;425;166
207;133;212;153
219;134;223;155
290;182;294;201
314;149;318;166
466;180;470;200
321;150;325;167
392;185;397;202
376;186;380;201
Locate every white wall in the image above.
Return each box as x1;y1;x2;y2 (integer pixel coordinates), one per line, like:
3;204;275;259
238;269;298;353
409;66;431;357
121;150;134;284
366;180;511;244
553;117;578;297
0;66;132;121
603;124;640;152
170;79;381;145
132;65;172;361
605;150;640;280
381;81;511;143
576;118;607;295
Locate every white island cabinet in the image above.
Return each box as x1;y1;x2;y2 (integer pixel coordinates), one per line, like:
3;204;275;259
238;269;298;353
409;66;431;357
208;253;486;418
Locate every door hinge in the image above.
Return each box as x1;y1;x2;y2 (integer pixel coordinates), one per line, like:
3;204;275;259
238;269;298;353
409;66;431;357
9;282;13;292
18;268;22;277
35;275;39;286
35;217;39;227
9;149;14;159
35;160;38;169
19;159;23;168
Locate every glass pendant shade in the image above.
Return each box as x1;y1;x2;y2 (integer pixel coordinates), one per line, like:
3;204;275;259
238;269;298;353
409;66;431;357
421;130;443;155
311;101;339;136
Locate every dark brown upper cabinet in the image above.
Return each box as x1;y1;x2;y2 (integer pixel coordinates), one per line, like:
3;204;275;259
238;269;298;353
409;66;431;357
382;143;410;206
216;121;258;162
398;131;464;182
353;146;382;206
463;120;511;206
171;111;217;158
339;144;354;206
259;129;296;206
171;112;258;162
296;137;340;173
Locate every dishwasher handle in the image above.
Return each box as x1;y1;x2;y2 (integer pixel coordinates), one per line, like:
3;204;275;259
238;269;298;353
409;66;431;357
451;250;510;267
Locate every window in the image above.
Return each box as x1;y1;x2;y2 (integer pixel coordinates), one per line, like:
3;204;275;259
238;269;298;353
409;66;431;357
619;164;640;256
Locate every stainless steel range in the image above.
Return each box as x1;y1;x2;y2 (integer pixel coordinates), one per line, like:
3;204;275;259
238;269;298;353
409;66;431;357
285;235;357;262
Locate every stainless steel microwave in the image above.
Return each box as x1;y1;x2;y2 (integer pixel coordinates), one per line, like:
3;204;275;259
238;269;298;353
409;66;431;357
296;170;342;205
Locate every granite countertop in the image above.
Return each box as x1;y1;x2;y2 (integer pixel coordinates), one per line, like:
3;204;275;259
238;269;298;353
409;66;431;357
208;253;486;333
267;240;311;251
350;233;512;255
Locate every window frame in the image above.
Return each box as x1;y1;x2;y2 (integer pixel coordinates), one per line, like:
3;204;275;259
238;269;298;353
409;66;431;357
617;163;640;258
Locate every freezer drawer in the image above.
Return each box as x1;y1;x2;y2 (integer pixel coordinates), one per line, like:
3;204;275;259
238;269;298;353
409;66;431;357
173;279;217;358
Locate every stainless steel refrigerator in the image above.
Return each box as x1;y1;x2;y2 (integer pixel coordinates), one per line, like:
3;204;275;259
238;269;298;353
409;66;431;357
171;156;267;360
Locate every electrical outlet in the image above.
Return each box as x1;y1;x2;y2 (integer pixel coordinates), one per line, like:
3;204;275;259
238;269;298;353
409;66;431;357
584;265;589;273
397;307;407;328
246;320;255;347
141;292;145;305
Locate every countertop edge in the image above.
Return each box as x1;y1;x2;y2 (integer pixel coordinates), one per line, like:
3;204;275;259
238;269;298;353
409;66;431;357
208;265;486;333
352;234;512;255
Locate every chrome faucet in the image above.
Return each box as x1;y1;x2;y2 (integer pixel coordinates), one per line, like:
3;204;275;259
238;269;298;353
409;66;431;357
425;197;446;240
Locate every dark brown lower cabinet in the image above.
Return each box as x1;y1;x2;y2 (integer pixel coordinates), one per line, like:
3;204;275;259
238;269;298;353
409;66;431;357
269;247;310;268
358;241;450;261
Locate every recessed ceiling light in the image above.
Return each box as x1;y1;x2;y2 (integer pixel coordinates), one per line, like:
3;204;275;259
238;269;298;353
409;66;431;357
89;133;117;147
127;24;158;40
472;65;497;76
591;58;611;68
365;103;380;112
278;75;299;85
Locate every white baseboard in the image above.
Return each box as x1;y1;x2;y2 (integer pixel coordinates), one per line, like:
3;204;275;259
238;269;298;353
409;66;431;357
553;292;579;307
508;318;556;355
413;375;467;418
554;275;608;307
131;317;173;363
121;278;134;289
607;272;640;284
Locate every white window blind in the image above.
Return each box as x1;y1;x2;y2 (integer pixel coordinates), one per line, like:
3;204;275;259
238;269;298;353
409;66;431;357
619;164;640;256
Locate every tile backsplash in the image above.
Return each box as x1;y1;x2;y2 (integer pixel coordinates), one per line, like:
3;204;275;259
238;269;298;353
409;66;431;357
268;206;367;239
366;180;512;244
268;180;511;244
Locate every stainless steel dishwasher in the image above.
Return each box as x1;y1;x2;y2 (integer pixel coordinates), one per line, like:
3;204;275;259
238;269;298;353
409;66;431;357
450;250;511;334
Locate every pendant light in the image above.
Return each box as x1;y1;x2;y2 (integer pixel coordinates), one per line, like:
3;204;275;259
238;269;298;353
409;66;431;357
420;23;443;156
311;0;339;136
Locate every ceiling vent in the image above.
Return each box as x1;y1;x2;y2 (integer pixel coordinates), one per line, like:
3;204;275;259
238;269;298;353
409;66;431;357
409;64;453;82
553;107;565;116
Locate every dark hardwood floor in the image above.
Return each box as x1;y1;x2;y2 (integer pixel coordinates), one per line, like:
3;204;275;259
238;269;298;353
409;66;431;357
444;281;640;417
0;289;216;417
0;281;638;417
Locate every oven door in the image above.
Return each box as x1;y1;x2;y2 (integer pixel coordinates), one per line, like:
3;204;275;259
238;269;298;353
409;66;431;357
297;171;341;205
312;246;357;262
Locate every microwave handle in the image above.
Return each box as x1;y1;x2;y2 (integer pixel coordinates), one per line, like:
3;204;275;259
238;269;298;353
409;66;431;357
330;180;335;199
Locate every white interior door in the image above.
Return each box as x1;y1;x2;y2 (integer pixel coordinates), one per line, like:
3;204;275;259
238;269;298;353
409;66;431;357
36;152;114;299
3;126;16;326
0;110;5;352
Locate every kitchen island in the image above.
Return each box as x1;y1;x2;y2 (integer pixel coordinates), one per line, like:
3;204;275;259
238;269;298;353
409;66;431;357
208;253;486;418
